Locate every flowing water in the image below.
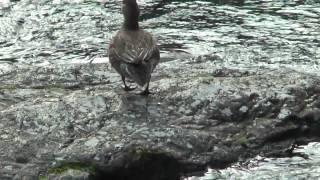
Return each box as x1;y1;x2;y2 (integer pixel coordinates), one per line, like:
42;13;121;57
184;142;320;180
0;0;319;71
1;0;320;179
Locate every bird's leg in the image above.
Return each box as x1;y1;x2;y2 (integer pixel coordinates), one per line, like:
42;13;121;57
122;76;136;91
139;82;151;95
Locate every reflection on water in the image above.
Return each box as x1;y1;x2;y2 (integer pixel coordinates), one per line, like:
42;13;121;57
0;0;319;73
185;142;320;180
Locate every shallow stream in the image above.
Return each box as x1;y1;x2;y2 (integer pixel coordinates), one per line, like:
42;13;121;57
1;0;319;72
185;142;320;180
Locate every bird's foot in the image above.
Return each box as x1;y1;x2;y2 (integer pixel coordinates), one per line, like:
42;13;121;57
123;85;136;91
138;89;152;96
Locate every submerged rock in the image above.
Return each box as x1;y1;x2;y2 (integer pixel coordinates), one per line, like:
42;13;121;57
0;58;320;179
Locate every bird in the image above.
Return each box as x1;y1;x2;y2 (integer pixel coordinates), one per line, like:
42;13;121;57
108;0;160;95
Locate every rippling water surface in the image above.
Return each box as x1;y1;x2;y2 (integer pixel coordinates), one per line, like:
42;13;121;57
185;142;320;180
0;0;319;73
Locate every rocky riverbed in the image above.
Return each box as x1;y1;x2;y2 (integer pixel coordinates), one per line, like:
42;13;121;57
1;57;320;179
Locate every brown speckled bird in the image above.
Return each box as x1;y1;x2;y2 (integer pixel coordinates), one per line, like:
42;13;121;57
108;0;160;95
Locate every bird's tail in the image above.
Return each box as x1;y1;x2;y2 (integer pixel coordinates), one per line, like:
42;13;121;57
120;63;152;87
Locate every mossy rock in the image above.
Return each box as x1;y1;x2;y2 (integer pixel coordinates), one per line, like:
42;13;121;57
233;132;249;146
40;162;96;179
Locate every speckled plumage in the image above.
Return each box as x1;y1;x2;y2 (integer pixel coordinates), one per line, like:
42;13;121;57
108;0;160;95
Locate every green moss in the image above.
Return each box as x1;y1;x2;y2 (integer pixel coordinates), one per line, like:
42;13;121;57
236;136;248;145
47;86;68;93
166;0;224;2
39;176;48;180
0;84;18;90
189;73;215;84
233;132;249;145
0;84;72;91
132;147;164;160
47;162;96;175
32;84;76;91
134;147;152;159
199;76;215;84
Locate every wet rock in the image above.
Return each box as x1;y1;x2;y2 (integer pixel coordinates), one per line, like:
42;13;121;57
1;58;320;179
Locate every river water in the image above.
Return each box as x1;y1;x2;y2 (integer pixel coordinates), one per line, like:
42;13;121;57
1;0;319;71
1;0;320;179
184;142;320;180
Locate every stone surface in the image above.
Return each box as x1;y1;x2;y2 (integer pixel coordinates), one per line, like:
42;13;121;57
1;58;320;179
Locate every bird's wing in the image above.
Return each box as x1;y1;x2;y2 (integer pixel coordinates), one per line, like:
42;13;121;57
109;32;158;64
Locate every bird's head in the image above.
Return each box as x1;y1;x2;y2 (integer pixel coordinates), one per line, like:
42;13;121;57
122;0;140;19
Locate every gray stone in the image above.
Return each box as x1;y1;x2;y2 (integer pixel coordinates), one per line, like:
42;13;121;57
1;58;320;179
